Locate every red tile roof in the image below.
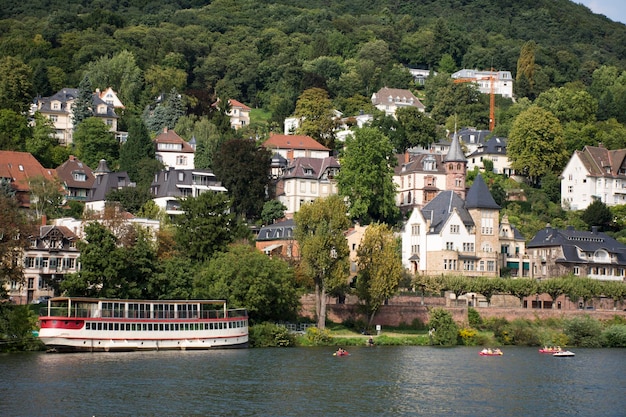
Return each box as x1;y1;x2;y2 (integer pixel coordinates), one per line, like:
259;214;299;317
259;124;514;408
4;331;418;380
0;151;56;193
263;134;329;151
229;99;251;111
153;128;195;153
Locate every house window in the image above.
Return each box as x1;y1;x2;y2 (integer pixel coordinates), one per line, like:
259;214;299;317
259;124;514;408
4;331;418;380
450;225;460;234
176;156;187;166
463;260;475;271
444;259;457;270
25;257;35;268
73;172;86;182
49;115;58;122
446;242;454;250
463;243;474;252
106;119;113;126
53;103;59;110
568;186;573;193
411;224;420;235
487;261;495;272
411;245;419;254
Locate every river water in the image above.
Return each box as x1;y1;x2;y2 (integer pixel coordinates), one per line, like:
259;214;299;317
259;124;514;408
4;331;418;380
1;346;625;417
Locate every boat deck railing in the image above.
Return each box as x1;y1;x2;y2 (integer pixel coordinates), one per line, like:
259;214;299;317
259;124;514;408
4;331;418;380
41;307;248;320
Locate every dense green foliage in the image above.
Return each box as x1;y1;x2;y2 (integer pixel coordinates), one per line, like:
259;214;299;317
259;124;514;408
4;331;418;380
427;308;459;346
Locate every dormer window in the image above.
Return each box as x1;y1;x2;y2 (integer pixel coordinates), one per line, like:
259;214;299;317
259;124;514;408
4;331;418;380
73;172;87;182
303;168;314;175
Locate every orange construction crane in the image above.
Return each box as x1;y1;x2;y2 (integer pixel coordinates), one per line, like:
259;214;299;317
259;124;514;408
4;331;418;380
453;70;496;130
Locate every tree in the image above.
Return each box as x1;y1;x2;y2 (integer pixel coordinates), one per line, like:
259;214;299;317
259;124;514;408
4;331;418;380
355;223;403;326
505;278;538;308
428;307;458;346
143;88;186;134
72;75;94;128
581;199;613;231
118;117;154;183
0;194;30;297
535;86;598;125
395;106;438;152
538;277;568;309
173;192;235;263
0;109;31;151
516;41;537;100
336;127;399;225
213;138;272;221
61;222;126;297
84;50;143;108
106;187;153;215
28;175;64;219
0;56;33;113
294;87;337;149
294;195;351;329
261;200;287;225
72;117;119;169
507;106;569;187
26;113;59;168
194;244;300;324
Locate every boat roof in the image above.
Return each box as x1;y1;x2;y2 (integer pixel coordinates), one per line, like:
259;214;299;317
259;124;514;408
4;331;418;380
49;297;228;305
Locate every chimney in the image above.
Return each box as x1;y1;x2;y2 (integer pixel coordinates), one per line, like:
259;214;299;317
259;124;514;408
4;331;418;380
164;126;168;133
404;151;409;164
41;214;47;226
591;226;599;234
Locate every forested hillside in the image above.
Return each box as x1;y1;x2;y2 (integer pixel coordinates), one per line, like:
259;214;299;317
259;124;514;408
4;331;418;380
1;0;625;115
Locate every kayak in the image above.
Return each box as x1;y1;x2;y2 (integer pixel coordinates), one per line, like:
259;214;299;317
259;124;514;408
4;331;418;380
479;351;503;356
333;351;349;356
539;348;561;354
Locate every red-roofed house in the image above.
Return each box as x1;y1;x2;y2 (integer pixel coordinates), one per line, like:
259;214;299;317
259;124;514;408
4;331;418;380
228;99;251;130
263;134;331;161
0;151;57;208
154;127;195;169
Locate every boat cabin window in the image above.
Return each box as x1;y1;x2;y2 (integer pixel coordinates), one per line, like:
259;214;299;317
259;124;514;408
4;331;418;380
154;304;175;319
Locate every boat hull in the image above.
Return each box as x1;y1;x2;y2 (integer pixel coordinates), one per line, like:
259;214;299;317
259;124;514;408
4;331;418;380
39;335;249;352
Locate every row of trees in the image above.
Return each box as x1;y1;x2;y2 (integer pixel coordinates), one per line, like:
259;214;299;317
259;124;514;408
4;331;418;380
414;274;626;310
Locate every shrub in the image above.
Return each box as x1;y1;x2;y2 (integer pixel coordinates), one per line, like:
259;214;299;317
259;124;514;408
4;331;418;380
305;326;333;345
506;319;540;346
467;307;483;329
428;308;459;346
248;323;295;347
458;327;478;346
601;324;626;347
564;316;602;348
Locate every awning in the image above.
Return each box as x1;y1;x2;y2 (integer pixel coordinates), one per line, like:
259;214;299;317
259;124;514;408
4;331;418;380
263;243;283;253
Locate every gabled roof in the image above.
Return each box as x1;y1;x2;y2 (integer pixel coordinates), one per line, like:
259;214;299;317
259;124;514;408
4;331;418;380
371;87;425;109
153;128;195;154
395;152;446;176
257;219;296;241
263;134;329;152
421;190;474;234
151;168;227;198
0;151;56;193
38;225;78;241
457;127;491;145
527;226;626;264
465;174;500;209
36;88;118;118
229;99;251;111
574;145;626;178
282;157;340;180
56;155;95;189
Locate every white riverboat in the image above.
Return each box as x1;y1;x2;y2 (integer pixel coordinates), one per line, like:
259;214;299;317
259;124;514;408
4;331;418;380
38;297;248;352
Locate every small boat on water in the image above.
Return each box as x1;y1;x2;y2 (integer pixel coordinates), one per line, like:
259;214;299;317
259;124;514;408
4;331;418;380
38;297;248;352
539;347;562;354
334;349;349;356
553;350;575;357
479;348;503;356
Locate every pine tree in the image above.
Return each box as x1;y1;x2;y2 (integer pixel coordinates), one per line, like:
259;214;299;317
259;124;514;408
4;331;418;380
119;117;154;182
72;75;93;128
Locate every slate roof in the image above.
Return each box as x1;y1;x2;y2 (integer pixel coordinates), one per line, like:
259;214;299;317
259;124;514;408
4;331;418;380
457;127;492;146
87;169;133;202
444;132;466;162
421;191;475;233
256;219;295;241
56;155;95;189
282;156;340;180
527;226;626;264
36;88;118;118
465;174;500;209
467;136;508;158
263;134;329;152
151;168;226;198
